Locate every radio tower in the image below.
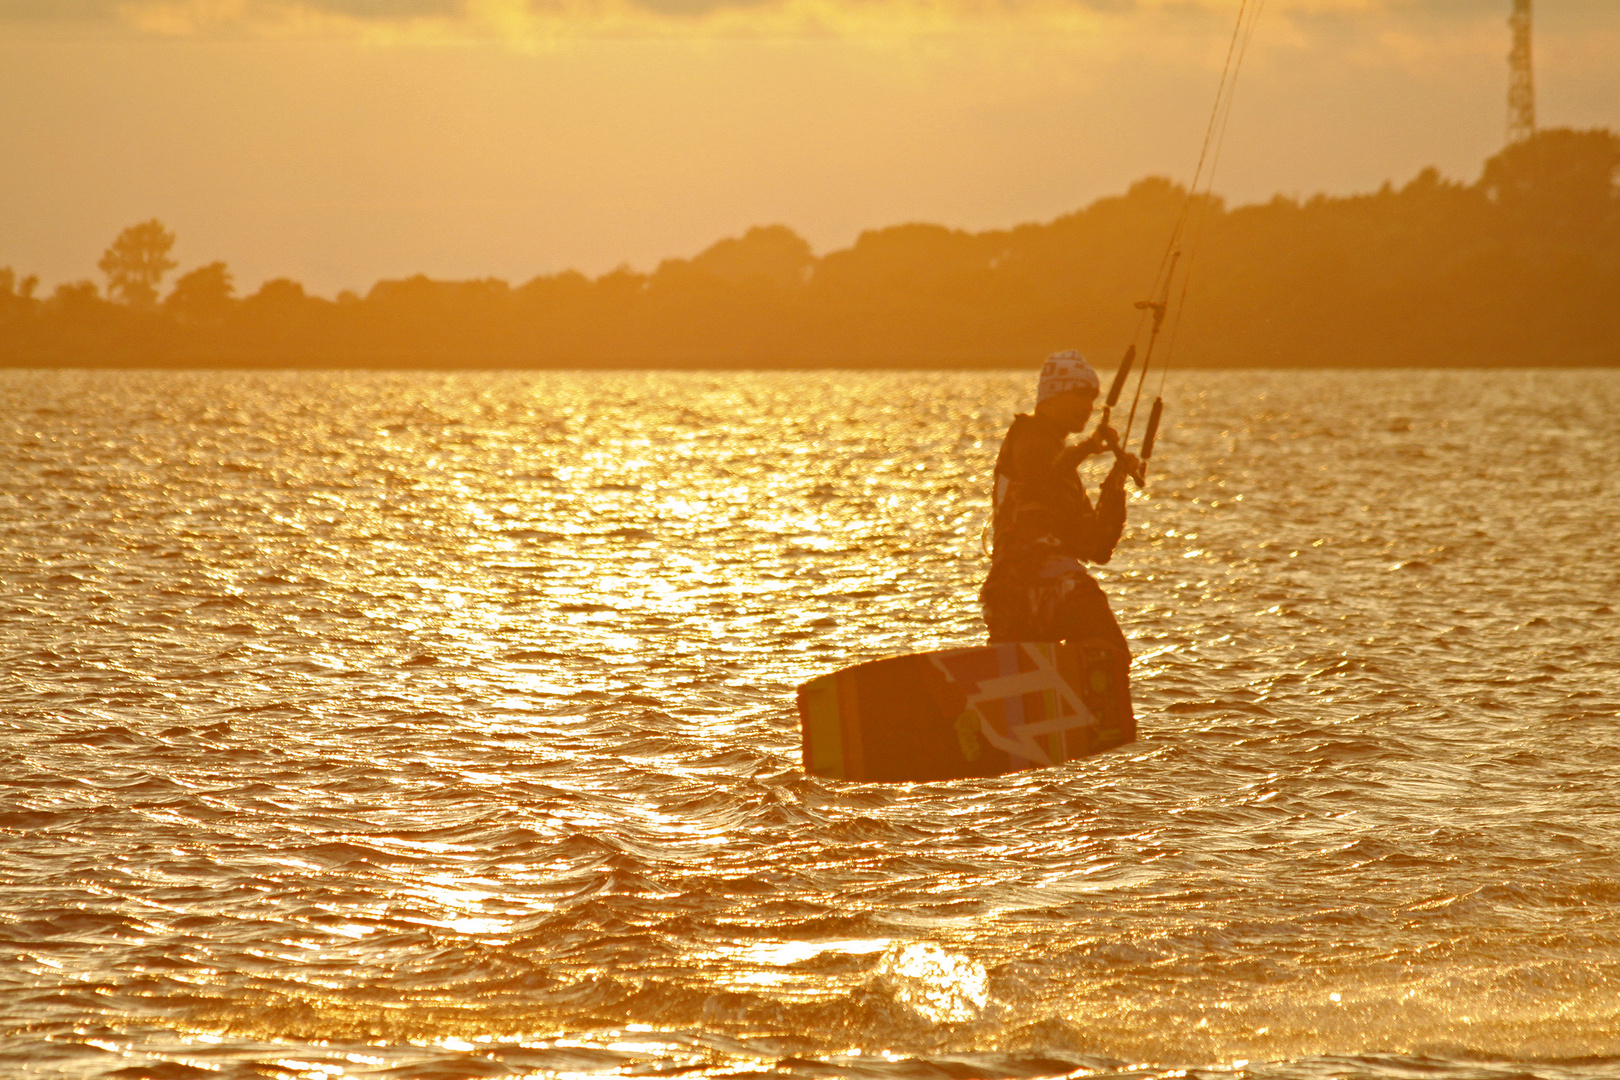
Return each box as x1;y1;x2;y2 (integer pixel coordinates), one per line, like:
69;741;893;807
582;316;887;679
1507;0;1535;144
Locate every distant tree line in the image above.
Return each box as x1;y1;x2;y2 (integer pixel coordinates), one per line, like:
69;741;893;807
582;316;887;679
3;128;1617;368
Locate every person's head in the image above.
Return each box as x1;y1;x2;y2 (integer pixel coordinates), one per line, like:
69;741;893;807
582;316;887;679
1035;350;1100;432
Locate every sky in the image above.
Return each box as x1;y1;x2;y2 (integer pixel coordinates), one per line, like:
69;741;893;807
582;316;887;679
3;0;1618;296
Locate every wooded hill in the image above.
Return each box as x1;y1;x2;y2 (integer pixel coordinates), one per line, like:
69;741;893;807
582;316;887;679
4;128;1617;368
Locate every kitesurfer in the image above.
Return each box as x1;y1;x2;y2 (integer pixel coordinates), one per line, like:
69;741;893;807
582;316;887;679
980;351;1139;654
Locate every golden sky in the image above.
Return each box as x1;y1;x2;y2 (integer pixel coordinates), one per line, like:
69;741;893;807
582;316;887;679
3;0;1618;295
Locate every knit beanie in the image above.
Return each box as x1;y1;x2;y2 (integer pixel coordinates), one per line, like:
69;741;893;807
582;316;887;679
1036;350;1101;406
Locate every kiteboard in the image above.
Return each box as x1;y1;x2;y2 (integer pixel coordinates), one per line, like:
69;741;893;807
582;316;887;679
796;639;1134;782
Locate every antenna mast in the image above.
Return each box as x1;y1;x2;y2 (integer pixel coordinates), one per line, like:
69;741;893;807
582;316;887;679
1507;0;1535;144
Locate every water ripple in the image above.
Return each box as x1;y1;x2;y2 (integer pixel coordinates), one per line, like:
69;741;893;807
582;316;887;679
0;369;1617;1079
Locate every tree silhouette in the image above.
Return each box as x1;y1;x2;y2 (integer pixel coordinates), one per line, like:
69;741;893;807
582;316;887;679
1480;127;1620;238
166;262;235;323
0;269;40;323
4;131;1617;368
99;220;178;308
48;281;108;321
246;278;309;309
685;225;814;287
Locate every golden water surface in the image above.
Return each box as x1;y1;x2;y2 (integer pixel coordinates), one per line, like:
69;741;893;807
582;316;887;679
1;368;1617;1079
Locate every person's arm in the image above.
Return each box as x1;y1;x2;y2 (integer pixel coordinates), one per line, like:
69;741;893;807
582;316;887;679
1082;464;1128;563
1055;429;1110;474
1010;420;1127;563
1069;440;1134;563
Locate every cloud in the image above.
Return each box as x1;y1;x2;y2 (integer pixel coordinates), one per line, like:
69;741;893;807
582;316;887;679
0;0;459;15
0;0;1148;40
0;0;1585;46
0;0;124;17
0;0;1551;23
0;0;462;34
114;0;464;37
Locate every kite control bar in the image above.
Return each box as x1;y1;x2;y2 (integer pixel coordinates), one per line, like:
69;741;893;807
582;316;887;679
1139;397;1164;485
1090;344;1155;488
1101;344;1134;422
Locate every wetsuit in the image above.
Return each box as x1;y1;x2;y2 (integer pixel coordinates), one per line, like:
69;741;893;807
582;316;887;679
979;411;1130;653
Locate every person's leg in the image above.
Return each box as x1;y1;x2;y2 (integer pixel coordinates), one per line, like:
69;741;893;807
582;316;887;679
1052;573;1135;737
981;560;1046;643
1051;573;1129;657
983;590;1041;643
